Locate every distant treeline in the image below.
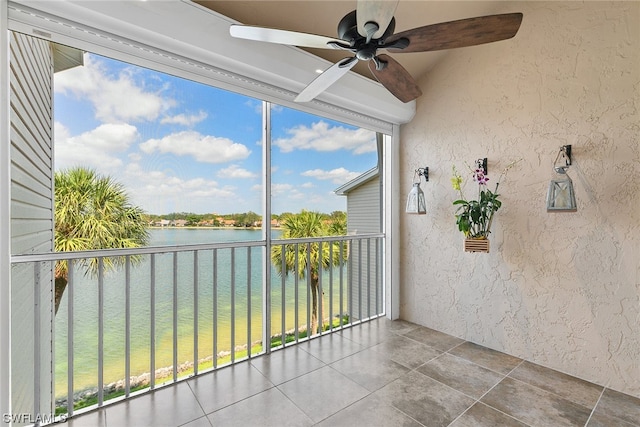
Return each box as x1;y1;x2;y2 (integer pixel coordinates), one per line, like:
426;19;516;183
144;210;346;228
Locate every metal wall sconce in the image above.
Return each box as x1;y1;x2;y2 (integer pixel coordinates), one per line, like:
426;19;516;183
406;167;428;215
476;158;488;175
546;145;577;212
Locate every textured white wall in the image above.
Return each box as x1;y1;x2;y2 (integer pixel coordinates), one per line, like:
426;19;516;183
399;1;639;397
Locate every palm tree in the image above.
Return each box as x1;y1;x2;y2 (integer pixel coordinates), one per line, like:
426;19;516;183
271;210;347;335
54;167;149;314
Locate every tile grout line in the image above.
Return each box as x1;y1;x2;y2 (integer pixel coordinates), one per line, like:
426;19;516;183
583;387;606;427
446;359;532;427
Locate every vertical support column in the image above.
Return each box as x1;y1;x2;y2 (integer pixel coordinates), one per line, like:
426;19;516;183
384;128;400;319
261;101;272;355
0;3;12;419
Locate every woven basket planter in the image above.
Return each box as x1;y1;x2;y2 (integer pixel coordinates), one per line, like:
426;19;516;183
463;238;490;253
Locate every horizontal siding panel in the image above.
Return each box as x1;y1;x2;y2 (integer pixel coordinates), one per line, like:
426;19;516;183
10;152;51;197
12;235;52;256
11;200;52;221
9;61;52;148
11;180;52;208
11;218;53;239
346;178;380;234
10;34;52;128
10;118;52;176
9;66;52;144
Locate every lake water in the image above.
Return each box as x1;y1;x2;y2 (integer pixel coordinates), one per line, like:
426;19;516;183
54;228;349;397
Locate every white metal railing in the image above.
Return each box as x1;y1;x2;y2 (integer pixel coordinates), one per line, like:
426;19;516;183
10;233;384;418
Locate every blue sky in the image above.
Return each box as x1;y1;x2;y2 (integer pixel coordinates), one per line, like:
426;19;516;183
54;53;378;215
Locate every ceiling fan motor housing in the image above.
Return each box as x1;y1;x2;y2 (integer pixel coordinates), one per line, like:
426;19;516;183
337;10;396;61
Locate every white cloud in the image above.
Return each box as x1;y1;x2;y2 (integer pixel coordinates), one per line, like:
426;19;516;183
54;122;138;171
217;165;258;179
160;110;208;126
301;167;361;184
123;162;238;212
55;54;175;123
139;131;251;164
273;121;376;154
270;183;295;196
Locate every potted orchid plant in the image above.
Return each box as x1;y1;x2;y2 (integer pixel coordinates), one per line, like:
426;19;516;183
451;160;520;252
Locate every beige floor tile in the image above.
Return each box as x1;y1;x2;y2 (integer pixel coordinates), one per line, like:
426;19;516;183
481;377;592;427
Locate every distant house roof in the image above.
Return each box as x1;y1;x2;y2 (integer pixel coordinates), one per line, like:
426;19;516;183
334;167;379;196
52;43;84;73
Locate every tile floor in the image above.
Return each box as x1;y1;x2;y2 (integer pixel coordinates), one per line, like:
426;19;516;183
68;318;640;427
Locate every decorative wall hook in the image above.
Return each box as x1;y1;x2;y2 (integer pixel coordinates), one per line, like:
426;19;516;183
415;166;429;181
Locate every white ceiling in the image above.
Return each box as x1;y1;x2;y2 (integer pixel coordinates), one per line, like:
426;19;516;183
194;1;517;82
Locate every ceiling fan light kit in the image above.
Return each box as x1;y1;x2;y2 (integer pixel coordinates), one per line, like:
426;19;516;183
229;1;523;103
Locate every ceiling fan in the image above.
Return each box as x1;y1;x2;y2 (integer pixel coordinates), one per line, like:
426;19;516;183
229;1;522;103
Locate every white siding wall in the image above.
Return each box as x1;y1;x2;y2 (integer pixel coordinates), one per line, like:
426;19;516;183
10;31;54;421
346;177;382;320
345;178;380;235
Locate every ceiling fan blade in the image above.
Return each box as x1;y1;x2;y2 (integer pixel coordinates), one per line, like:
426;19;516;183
368;54;422;103
295;57;358;103
385;13;523;53
356;0;399;40
230;25;345;50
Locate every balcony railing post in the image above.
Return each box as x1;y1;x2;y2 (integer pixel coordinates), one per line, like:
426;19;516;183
294;244;299;343
328;242;334;332
230;248;235;363
172;252;178;382
98;258;104;407
367;238;371;319
212;249;218;369
125;256;131;397
67;260;74;416
246;246;251;358
33;262;41;419
376;238;381;315
150;254;156;390
306;243;311;336
193;251;199;376
280;243;286;347
318;241;323;336
339;241;344;327
358;239;363;321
